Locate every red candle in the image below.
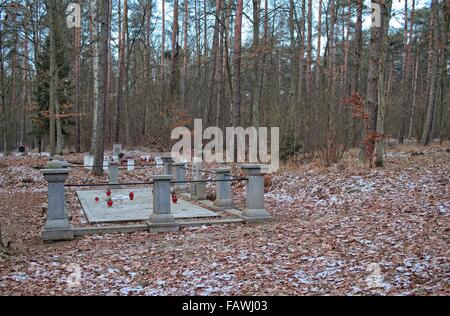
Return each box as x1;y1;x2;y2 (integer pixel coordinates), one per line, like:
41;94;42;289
171;193;178;204
129;192;135;201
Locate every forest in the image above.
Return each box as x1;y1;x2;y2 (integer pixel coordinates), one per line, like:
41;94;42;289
0;0;447;168
0;0;449;297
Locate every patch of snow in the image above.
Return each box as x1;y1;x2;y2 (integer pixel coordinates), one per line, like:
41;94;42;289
265;192;297;203
9;272;29;282
365;263;391;292
437;204;448;214
120;285;144;295
292;270;313;284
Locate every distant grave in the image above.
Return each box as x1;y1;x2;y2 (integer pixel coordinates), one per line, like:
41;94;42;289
113;144;122;157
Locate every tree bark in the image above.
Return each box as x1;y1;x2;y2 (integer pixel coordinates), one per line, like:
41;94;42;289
351;0;363;94
93;0;110;176
232;0;243;128
0;7;7;155
421;0;438;146
366;0;385;165
316;0;323;91
305;0;312;106
116;0;127;143
181;0;189;108
171;0;179;99
74;0;82;152
375;0;392;167
90;0;100;155
438;0;449;143
252;0;261;128
48;0;57;156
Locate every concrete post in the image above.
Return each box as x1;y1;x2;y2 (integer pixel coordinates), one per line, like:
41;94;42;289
41;160;74;241
214;168;235;209
149;175;179;232
241;165;271;222
127;159;135;171
52;155;69;168
84;155;94;170
173;163;187;192
109;160;119;184
113;144;122;157
191;162;206;200
161;157;173;177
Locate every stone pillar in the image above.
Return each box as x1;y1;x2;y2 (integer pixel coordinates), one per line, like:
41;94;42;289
103;157;109;171
191;162;206;200
149;175;179;232
52;155;69;168
109;160;119;184
84;155;94;170
214;168;235;209
173;163;187;192
161;157;173;177
241;165;272;222
41;160;74;241
113;144;122;157
127;159;135;171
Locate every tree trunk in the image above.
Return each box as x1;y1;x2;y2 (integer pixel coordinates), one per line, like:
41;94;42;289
232;0;243;128
298;0;306;102
375;0;392;167
48;0;57;156
305;0;312;106
438;0;449;143
408;56;419;139
116;0;127;143
316;0;322;91
343;0;351;93
215;0;225;128
74;0;82;152
207;0;222;124
421;0;438;146
289;0;296;105
252;0;261;128
93;0;110;176
366;0;385;165
399;0;414;144
351;0;363;94
0;8;7;155
143;1;152;137
171;0;179;99
90;0;100;155
181;0;189;108
160;0;165;105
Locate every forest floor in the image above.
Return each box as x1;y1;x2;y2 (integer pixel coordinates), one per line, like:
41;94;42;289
0;143;449;296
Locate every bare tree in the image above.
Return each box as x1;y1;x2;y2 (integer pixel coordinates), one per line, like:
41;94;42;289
74;0;82;152
116;0;128;143
90;0;100;155
421;0;439;146
47;0;57;156
438;0;449;143
92;0;110;176
170;0;179;99
232;0;243;128
366;0;386;165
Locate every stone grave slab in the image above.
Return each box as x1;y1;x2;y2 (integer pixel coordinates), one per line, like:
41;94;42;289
77;188;219;223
